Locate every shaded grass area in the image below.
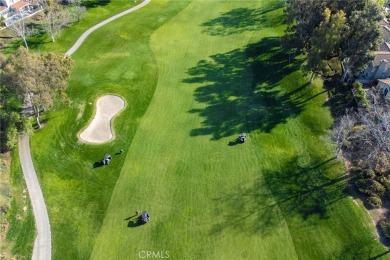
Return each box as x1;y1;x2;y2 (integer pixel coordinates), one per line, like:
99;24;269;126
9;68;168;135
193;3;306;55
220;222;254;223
201;1;284;36
183;37;303;139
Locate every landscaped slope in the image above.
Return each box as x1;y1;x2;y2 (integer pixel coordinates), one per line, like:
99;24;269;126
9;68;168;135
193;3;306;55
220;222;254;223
90;0;388;259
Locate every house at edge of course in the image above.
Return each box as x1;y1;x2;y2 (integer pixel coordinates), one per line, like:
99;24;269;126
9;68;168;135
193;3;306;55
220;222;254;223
353;19;390;85
377;78;390;99
0;0;42;27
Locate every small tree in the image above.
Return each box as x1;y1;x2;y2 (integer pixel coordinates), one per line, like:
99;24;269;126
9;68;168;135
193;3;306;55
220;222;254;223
8;17;35;50
41;0;70;42
71;0;87;22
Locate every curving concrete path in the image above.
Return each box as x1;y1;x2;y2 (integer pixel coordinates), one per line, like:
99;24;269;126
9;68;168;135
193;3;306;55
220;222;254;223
19;1;151;259
19;135;51;260
65;0;151;56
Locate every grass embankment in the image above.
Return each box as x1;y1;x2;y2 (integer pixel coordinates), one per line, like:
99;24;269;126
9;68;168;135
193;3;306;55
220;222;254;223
27;0;389;259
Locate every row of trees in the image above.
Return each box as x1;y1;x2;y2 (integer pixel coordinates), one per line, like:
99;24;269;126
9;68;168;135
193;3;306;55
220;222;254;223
331;90;390;208
0;47;74;151
6;0;87;49
285;0;390;209
284;0;382;82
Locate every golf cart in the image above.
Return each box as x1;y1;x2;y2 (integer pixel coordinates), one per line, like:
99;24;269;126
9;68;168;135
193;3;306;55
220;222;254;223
141;211;151;224
102;154;112;165
237;133;247;143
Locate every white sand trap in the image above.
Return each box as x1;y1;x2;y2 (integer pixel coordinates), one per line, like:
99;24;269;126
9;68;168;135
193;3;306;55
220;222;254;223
79;95;125;143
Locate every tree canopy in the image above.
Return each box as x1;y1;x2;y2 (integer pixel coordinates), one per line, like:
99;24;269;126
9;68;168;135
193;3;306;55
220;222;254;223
284;0;383;80
3;47;74;128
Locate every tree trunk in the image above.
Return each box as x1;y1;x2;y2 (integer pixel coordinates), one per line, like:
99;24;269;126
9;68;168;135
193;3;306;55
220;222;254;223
51;34;55;42
310;71;315;83
22;37;29;50
334;144;341;160
340;62;349;83
34;105;41;129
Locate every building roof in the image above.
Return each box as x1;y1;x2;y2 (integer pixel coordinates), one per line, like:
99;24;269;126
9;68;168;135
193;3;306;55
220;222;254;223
380;25;390;52
378;78;390;85
10;1;29;10
372;53;390;67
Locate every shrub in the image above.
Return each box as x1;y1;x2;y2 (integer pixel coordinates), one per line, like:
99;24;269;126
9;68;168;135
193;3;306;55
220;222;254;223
352;82;369;108
355;178;386;197
366;196;383;209
362;169;376;179
379;219;390;240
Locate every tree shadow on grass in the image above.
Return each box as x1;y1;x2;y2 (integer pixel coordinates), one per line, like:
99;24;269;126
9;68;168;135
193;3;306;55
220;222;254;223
93;161;103;168
127;217;143;228
82;0;110;8
201;2;284;36
335;237;389;259
183;37;304;140
210;156;349;236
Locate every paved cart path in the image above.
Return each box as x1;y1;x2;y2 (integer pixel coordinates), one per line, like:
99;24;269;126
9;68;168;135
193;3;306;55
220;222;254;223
19;135;51;260
65;0;151;56
18;1;151;259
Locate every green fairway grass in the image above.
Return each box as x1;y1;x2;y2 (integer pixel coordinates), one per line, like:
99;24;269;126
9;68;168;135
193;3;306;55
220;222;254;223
29;0;390;259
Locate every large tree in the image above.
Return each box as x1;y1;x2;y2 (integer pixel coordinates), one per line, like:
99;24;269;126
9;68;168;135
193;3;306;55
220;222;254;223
0;54;30;151
306;8;347;82
285;0;382;81
339;2;382;81
3;47;74;128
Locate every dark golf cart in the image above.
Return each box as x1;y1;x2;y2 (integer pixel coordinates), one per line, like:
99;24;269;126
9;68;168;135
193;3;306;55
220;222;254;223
237;133;247;143
141;211;151;224
102;154;112;165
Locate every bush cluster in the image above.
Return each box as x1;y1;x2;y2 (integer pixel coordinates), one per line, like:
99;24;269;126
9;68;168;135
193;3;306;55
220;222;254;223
353;168;390;209
352;82;369;108
379;219;390;240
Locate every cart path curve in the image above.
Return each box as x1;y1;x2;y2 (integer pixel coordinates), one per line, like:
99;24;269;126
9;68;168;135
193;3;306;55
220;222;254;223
65;0;151;56
19;1;151;259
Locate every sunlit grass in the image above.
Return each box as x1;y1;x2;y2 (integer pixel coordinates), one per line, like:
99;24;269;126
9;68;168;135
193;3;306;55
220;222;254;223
28;0;389;259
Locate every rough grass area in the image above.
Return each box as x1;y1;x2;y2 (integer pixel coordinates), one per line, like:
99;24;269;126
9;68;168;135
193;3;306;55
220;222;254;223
24;0;390;259
1;150;35;259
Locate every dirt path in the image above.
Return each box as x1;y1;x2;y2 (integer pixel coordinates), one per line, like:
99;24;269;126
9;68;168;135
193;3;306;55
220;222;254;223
18;1;151;259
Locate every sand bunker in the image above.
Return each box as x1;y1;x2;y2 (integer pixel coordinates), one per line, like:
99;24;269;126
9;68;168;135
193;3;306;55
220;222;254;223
79;95;125;143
